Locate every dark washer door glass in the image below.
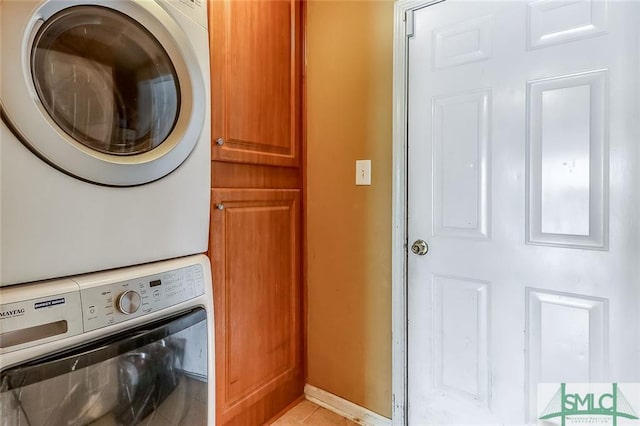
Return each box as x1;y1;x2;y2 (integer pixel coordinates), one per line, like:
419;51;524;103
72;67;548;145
31;6;180;156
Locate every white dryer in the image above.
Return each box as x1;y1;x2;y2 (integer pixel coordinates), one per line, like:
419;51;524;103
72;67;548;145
0;0;210;286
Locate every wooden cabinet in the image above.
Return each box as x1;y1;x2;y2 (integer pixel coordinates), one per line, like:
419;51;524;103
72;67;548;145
210;0;302;167
208;1;305;424
210;190;302;425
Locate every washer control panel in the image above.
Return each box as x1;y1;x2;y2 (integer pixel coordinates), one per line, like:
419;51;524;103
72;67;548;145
81;264;205;332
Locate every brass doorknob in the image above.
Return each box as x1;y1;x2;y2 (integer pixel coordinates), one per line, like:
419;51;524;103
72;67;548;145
411;239;429;256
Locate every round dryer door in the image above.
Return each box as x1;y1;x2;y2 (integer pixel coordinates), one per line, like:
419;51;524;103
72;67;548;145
0;1;206;186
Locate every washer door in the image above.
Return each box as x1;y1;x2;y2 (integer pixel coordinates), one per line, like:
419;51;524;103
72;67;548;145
0;1;205;186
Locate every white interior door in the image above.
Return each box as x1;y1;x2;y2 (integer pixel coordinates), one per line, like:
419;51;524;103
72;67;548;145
407;0;640;424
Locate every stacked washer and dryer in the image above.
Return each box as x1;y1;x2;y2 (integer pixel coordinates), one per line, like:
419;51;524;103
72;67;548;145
0;0;213;424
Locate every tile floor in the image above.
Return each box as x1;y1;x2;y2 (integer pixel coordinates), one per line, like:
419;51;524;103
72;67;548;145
272;400;357;425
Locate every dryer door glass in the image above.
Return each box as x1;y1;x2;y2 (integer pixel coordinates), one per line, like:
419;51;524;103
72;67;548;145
31;6;181;156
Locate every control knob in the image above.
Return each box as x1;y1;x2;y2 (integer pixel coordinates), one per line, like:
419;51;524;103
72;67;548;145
117;290;142;315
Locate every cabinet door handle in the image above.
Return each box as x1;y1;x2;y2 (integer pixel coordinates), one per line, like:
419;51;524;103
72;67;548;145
216;203;225;211
216;137;224;146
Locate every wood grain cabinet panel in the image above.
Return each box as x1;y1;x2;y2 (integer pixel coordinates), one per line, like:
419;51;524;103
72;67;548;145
211;162;302;189
210;189;303;425
210;0;302;167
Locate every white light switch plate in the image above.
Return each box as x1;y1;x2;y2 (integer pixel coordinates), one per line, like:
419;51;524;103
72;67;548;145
355;160;371;185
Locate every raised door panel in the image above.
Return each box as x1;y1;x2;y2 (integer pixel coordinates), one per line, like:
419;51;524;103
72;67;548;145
210;0;302;167
210;189;302;425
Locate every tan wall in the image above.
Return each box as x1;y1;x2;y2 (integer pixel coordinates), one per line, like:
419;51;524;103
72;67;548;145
305;0;394;418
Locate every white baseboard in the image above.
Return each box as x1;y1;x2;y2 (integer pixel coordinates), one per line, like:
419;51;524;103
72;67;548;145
304;384;392;426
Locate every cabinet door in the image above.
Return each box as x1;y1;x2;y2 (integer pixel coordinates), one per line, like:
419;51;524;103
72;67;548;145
210;1;302;167
210;189;303;425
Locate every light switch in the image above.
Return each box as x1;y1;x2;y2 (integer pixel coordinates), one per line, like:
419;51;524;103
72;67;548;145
355;160;371;185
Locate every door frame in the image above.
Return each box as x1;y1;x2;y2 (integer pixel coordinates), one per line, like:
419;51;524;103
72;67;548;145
391;1;444;424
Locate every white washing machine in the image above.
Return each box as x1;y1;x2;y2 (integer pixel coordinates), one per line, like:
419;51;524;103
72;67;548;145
0;0;211;286
0;254;214;425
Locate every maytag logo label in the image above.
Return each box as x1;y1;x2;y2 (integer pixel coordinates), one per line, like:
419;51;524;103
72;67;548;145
538;383;640;425
0;308;26;319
